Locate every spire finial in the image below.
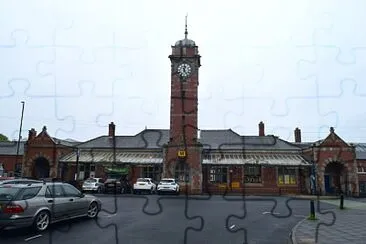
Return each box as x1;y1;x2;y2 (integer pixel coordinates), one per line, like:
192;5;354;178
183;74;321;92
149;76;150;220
184;13;188;39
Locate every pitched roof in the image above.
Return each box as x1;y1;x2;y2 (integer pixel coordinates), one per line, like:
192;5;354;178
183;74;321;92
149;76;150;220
0;141;25;155
74;128;302;151
354;143;366;160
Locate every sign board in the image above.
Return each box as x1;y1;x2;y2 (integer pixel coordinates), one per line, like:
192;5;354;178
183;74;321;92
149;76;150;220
231;182;240;188
178;150;186;158
218;184;227;188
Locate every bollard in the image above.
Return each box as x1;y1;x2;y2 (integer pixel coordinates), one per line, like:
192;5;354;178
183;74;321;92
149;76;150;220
309;200;315;219
340;193;344;209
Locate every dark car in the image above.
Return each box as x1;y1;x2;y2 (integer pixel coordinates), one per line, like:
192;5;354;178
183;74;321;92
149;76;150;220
103;178;123;194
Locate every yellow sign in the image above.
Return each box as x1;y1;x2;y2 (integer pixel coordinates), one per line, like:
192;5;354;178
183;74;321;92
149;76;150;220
178;150;186;158
218;184;227;188
231;182;240;188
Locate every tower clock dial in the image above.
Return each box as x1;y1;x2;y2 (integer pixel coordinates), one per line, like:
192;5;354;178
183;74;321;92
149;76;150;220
177;63;192;79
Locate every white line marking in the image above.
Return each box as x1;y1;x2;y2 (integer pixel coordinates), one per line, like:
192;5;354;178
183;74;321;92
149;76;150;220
294;215;307;218
230;225;235;229
24;234;42;241
262;211;280;215
101;213;117;218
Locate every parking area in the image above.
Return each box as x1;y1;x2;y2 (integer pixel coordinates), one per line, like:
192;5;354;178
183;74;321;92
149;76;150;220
0;195;336;244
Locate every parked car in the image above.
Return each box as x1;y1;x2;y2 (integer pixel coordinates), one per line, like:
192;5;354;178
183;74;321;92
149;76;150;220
157;178;180;195
103;178;123;194
82;178;105;193
0;178;43;186
0;182;102;232
133;178;156;194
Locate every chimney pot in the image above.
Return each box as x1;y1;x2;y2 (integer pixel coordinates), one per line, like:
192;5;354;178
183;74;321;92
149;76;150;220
28;128;37;141
294;127;301;143
259;121;265;136
109;122;115;137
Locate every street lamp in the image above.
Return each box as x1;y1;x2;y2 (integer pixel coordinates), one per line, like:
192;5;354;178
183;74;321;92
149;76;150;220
15;101;25;177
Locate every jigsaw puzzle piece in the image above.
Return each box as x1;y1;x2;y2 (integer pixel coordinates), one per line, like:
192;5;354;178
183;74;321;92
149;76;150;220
313;1;366;63
316;79;366;140
0;79;74;139
37;46;132;97
298;46;366;97
95;79;148;132
53;81;113;139
0;1;71;46
0;30;55;97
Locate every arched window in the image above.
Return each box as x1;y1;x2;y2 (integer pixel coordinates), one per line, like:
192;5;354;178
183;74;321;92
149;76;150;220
175;161;190;183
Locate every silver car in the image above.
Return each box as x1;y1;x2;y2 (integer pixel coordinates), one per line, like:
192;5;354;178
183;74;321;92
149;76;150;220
0;181;102;232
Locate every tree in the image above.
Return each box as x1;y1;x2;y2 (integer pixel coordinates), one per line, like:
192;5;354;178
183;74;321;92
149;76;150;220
0;134;9;141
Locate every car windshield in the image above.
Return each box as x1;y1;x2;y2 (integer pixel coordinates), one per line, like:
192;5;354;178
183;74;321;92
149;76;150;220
160;179;174;183
84;178;97;183
105;179;117;183
137;179;149;182
0;186;21;200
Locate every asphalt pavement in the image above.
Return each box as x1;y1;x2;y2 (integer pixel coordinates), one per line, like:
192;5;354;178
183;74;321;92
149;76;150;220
0;194;336;244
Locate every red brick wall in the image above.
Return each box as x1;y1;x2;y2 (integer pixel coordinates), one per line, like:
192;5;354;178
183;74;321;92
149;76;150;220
0;155;23;175
202;166;305;195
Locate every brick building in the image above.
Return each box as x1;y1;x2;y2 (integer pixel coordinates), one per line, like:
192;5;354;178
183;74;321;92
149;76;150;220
2;25;366;196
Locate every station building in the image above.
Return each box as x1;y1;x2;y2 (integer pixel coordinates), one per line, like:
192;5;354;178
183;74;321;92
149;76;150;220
2;27;366;197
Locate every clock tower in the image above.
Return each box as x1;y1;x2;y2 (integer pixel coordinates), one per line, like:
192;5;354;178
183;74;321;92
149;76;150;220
163;16;203;194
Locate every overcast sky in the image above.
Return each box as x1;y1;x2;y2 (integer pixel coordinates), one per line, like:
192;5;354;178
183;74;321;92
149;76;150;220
1;0;366;144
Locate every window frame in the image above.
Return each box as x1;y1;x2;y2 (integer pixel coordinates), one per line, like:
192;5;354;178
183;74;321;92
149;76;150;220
209;166;228;184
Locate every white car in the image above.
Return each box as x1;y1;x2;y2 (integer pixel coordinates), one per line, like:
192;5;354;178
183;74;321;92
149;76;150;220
133;178;156;194
157;178;180;195
82;177;105;193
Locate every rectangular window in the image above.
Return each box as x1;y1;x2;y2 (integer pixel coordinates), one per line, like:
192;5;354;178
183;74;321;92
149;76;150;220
141;166;161;182
244;165;262;183
278;167;297;185
175;163;190;183
209;166;228;183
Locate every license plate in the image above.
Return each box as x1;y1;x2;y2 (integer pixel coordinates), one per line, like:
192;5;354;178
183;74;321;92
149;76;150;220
139;183;144;185
108;184;114;186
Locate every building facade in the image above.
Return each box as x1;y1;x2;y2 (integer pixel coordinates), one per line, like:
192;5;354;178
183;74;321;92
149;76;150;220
2;27;366;197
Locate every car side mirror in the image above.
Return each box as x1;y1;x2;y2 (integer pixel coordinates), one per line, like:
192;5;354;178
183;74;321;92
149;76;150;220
80;193;85;198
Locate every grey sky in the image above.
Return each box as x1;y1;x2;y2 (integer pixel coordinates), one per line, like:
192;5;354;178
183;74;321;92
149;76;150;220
1;0;366;143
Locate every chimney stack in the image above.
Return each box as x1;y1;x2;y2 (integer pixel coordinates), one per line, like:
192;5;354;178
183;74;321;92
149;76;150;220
294;127;301;143
259;121;265;136
109;122;115;137
28;128;37;141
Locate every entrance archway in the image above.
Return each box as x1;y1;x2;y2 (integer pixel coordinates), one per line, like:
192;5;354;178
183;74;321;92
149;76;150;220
324;161;345;195
33;157;50;179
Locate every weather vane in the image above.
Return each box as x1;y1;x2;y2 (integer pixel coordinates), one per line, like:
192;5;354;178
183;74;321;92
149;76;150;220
185;13;188;39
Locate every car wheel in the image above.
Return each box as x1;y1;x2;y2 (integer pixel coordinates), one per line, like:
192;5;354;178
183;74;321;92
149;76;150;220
33;210;50;232
87;202;99;219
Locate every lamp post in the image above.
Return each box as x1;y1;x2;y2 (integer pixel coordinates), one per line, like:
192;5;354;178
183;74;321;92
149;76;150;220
15;101;25;177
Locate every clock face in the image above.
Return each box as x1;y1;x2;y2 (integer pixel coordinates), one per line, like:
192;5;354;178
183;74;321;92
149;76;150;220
177;63;192;79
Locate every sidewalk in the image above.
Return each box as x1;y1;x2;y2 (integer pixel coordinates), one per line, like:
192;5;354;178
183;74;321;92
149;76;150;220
292;199;366;244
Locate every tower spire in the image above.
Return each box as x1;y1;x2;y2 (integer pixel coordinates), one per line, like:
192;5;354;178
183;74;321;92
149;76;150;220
184;13;188;39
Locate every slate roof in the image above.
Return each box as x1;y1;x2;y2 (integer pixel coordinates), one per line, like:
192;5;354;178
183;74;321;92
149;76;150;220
74;128;303;152
0;141;25;155
354;143;366;160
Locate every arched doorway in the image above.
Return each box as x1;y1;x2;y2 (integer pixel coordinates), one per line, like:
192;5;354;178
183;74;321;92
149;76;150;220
33;157;50;179
324;161;345;195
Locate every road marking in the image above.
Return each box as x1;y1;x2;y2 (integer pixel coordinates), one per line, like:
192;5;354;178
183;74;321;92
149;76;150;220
229;224;236;229
24;234;42;242
262;211;280;215
100;213;117;218
294;215;307;218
